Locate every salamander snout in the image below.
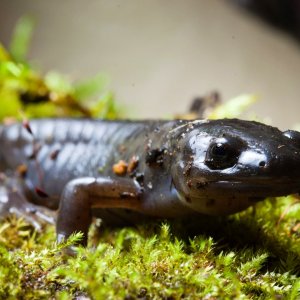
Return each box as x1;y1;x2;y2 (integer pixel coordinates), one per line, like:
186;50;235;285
283;130;300;149
259;130;300;179
231;127;300;181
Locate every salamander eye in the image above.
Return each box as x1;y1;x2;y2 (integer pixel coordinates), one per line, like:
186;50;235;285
205;137;241;170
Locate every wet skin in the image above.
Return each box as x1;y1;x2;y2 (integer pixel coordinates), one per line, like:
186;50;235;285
0;118;300;245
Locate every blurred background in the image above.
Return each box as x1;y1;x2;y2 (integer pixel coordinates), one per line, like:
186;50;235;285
0;0;299;129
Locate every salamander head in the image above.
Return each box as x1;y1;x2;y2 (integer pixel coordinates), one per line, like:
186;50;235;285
171;119;300;215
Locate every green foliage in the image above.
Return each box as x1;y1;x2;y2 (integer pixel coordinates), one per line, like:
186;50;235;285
208;94;258;119
0;17;122;122
73;73;109;102
9;16;34;63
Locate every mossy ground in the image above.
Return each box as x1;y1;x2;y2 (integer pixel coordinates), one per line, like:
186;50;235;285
0;196;299;299
0;17;300;300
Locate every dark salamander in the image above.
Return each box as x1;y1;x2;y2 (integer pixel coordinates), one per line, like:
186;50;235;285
1;118;300;245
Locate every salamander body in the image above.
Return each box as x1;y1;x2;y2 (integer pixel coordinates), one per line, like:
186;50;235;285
1;118;300;244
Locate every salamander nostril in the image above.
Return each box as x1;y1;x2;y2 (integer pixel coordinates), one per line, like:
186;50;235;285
259;161;266;167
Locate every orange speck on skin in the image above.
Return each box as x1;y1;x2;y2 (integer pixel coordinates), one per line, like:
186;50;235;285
112;160;128;176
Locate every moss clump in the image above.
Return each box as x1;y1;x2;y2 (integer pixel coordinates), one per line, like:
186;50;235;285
0;196;299;299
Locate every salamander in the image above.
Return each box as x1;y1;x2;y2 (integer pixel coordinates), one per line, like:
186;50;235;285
1;118;300;245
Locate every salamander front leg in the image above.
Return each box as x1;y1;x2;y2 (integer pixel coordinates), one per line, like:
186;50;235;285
56;177;142;246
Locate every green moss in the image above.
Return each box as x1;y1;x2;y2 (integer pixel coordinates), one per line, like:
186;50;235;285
0;197;299;299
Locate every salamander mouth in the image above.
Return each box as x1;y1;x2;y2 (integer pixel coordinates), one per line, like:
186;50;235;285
205;179;300;197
